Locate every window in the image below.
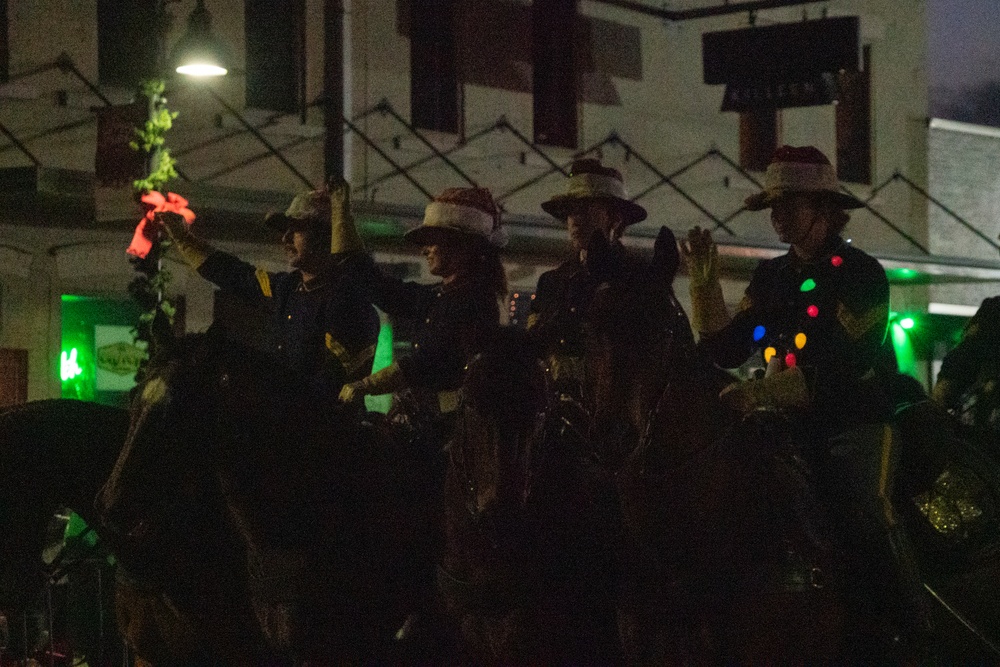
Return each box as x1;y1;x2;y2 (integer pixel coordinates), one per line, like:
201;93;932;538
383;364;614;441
835;45;872;184
245;0;305;113
739;108;778;172
410;0;460;134
533;0;578;148
97;0;159;88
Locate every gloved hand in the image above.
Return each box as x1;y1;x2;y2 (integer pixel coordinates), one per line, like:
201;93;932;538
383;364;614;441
338;380;367;404
338;362;405;403
681;226;719;289
156;211;212;269
329;178;365;254
682;226;730;334
719;366;810;414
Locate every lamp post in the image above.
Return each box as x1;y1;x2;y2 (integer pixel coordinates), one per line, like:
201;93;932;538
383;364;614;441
324;0;345;182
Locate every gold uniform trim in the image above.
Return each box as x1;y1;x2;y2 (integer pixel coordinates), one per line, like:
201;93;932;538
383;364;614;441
255;269;273;298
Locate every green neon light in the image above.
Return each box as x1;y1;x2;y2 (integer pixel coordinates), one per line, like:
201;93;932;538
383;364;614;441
890;268;920;281
60;348;83;382
799;278;816;292
899;317;915;330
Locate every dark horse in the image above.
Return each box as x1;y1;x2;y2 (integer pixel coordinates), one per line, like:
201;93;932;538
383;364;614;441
94;326;440;663
583;228;850;662
438;326;623;664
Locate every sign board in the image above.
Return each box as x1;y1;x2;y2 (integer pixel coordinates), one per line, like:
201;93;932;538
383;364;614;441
703;16;859;111
95;324;146;392
721;72;837;112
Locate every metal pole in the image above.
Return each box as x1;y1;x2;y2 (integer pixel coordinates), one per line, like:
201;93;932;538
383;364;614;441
324;0;345;182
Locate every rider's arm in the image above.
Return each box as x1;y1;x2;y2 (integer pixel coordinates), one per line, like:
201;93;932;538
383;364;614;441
697;267;770;369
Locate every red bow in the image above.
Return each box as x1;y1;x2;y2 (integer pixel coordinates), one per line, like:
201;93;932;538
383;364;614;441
127;191;196;259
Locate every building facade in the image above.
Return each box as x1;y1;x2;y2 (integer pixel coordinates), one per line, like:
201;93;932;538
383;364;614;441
1;0;993;402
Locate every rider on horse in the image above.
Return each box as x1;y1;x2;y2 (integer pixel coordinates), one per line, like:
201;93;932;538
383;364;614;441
527;158;650;403
158;187;381;397
933;296;1000;435
683;145;934;655
336;185;507;440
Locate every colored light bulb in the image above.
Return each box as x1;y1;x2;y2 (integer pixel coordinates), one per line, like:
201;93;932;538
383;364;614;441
831;255;843;267
753;325;766;342
785;352;797;367
764;347;777;363
800;278;816;292
795;332;807;349
807;304;819;318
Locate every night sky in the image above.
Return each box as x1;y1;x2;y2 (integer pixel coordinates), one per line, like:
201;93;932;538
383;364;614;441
928;0;1000;128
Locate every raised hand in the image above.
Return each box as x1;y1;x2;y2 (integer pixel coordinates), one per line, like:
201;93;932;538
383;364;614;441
681;226;719;288
328;178;364;254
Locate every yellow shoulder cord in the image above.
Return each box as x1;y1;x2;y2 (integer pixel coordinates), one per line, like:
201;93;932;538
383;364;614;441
255;268;273;298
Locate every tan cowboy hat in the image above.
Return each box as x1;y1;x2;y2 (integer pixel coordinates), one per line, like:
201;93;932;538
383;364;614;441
744;145;864;211
405;187;508;247
264;189;331;232
541;158;647;225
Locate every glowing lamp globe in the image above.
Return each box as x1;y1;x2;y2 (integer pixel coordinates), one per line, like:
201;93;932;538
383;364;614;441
169;0;231;78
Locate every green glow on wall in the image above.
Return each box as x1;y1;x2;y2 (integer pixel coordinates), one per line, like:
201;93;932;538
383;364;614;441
890;322;918;379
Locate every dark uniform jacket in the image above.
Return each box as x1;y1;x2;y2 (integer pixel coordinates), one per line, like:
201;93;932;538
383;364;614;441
362;259;500;414
198;250;380;394
936;296;1000;430
699;236;895;434
526;254;603;397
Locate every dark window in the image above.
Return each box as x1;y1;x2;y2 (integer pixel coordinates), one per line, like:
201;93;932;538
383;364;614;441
740;108;778;171
739;108;778;172
533;0;578;148
410;0;460;134
245;0;305;113
0;0;8;83
836;45;872;184
97;0;159;88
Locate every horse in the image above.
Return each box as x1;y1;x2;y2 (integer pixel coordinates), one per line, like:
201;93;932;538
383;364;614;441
582;227;851;662
437;326;623;664
94;326;441;663
0;399;180;664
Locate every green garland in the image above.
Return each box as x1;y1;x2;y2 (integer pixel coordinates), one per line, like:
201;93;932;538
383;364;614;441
129;79;180;379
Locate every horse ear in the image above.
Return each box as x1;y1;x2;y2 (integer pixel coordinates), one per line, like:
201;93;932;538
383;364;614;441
652;226;680;286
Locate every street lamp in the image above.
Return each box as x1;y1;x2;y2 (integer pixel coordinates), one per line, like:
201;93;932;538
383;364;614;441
168;0;231;77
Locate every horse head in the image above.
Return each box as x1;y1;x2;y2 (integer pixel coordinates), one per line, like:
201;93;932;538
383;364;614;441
452;327;548;524
583;226;716;469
